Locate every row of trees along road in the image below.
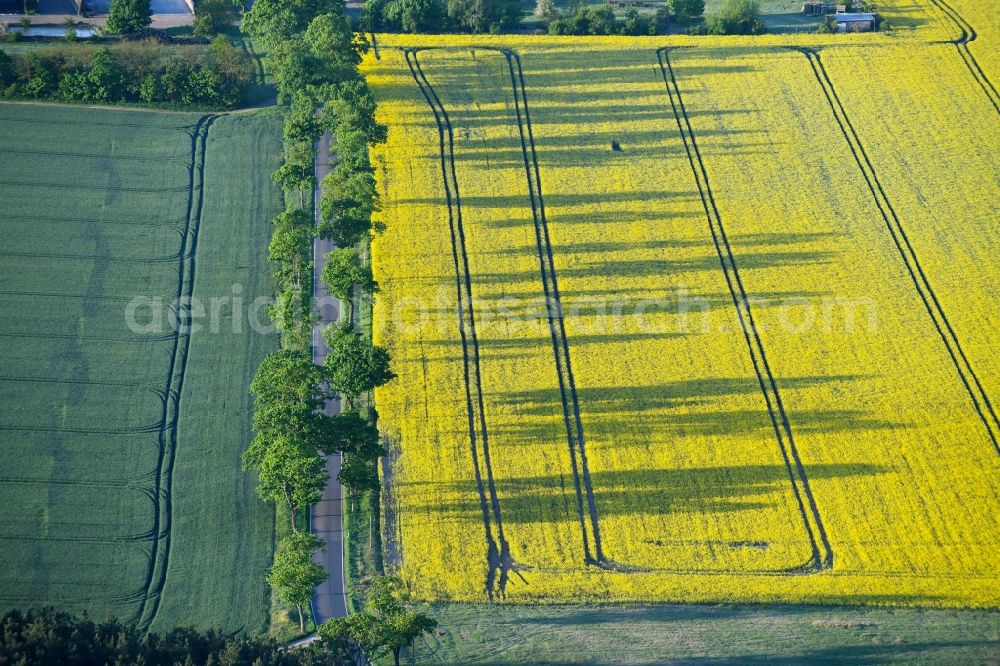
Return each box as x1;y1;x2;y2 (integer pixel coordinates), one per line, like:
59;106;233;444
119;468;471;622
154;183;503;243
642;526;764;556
240;0;437;658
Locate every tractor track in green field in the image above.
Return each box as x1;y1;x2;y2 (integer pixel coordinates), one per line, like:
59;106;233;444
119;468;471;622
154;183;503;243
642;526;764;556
0;423;164;434
797;47;1000;457
656;48;833;573
0;530;166;545
0;147;191;164
0;331;176;343
0;476;156;488
0;179;192;193
0;250;184;263
0;213;188;229
406;49;516;599
0;375;155;388
0;290;145;303
135;113;217;630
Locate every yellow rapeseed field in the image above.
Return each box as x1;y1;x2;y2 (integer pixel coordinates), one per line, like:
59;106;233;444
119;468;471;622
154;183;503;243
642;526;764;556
929;0;1000;86
366;3;1000;608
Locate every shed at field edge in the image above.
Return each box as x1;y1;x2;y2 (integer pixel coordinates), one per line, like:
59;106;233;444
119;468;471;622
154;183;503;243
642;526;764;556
836;12;876;32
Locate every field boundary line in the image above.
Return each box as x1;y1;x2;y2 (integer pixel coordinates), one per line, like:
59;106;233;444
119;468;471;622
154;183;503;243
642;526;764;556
657;47;833;572
925;0;1000;114
501;48;605;566
797;47;1000;456
405;49;516;598
135;114;217;631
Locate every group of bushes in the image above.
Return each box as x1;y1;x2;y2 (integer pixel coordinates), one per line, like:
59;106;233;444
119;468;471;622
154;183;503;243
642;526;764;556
361;0;521;34
0;606;338;666
692;0;765;35
0;37;252;108
362;0;772;36
540;0;703;35
544;0;767;36
546;5;664;36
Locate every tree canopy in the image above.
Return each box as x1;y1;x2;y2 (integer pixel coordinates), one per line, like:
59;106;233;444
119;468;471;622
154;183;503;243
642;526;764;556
323;322;395;407
318;169;379;247
193;0;237;37
319;577;437;666
241;0;341;49
269;531;329;633
321;247;378;322
270;208;314;289
106;0;153;35
702;0;765;34
246;350;337;526
669;0;705;21
362;0;521;33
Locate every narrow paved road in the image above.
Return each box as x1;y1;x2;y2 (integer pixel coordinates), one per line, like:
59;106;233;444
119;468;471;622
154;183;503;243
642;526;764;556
310;130;349;624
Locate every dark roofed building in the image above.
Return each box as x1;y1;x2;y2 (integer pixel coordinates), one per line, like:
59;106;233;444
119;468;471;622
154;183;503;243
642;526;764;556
836;12;877;32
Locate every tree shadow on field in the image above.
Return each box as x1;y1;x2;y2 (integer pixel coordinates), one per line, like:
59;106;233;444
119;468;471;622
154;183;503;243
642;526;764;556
410;462;885;527
491;407;901;446
409;373;897;528
432;132;766;168
498;375;868;416
398;190;689;207
453;126;759;153
401;104;753;132
469;249;834;285
523;208;704;228
520;63;758;98
490;233;836;256
422;331;688;354
425;61;755;98
480;374;899;448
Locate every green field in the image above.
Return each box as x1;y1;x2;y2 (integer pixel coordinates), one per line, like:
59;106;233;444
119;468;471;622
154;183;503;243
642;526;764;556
0;103;282;633
407;603;1000;664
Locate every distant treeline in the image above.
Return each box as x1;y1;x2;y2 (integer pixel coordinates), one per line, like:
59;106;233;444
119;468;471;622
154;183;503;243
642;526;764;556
0;37;253;109
361;0;522;34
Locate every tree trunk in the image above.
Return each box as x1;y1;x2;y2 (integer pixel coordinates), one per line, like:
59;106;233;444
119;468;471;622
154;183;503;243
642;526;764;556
283;485;298;532
297;604;305;633
394;647;401;666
